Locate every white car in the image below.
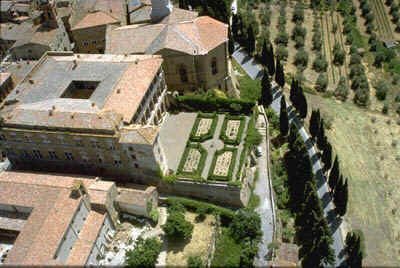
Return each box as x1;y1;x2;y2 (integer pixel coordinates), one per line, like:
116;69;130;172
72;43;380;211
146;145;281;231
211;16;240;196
256;146;262;157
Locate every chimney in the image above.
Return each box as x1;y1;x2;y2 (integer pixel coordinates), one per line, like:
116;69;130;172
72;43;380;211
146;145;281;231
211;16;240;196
150;0;173;22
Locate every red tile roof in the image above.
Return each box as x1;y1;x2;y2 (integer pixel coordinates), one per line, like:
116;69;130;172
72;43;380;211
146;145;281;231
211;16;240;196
71;11;119;30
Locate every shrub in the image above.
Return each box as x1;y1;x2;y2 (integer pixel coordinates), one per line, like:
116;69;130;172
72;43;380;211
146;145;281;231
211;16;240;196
230;208;262;242
294;48;309;67
275;31;289;46
354;87;370;107
333;48;346;66
219;115;246;145
292;24;307;40
208;146;238;181
276;45;289;61
150;209;159;224
375;80;389;101
382;103;389;114
196;206;207;222
167;199;186;214
313;53;328;72
395;94;400;102
315;73;328;92
167;196;234;225
125;237;162;267
189;113;218;142
187;256;203;268
162;212;194;240
294;35;305;48
335;76;349;101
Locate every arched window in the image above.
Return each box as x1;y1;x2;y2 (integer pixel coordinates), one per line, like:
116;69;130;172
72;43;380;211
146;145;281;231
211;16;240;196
211;57;218;75
179;65;188;83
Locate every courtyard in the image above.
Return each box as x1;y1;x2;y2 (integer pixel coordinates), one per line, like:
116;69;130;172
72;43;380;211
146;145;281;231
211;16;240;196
160;112;252;184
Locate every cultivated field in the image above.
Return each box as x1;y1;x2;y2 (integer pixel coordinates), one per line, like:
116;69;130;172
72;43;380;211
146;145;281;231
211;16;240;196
306;94;400;266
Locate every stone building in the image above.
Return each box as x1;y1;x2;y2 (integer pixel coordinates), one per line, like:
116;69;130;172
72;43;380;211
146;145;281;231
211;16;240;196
0;51;170;181
106;15;230;93
0;171;118;265
0;73;14;104
70;11;120;54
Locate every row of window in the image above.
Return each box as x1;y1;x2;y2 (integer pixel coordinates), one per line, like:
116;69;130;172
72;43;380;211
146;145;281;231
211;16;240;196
179;57;218;83
0;134;117;150
82;39;105;46
4;148;141;168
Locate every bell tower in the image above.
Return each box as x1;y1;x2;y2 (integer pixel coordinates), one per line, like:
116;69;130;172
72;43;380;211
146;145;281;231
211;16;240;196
150;0;173;22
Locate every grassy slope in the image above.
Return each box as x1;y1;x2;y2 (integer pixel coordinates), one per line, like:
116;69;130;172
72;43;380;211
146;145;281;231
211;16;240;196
307;94;400;266
232;59;261;102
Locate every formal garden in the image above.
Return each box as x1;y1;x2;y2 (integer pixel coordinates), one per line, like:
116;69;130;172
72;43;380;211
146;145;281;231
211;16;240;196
175;110;258;184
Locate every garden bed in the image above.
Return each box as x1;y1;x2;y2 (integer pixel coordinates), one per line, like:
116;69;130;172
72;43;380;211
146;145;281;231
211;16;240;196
189;113;218;142
177;142;208;179
208;146;238;181
219;114;246;145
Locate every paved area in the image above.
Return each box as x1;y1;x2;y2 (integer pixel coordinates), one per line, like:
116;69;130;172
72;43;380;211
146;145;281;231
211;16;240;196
253;110;275;267
159;112;197;172
271;89;345;267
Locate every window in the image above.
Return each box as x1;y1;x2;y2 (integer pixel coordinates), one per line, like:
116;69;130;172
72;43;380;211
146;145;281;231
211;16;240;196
49;151;58;159
75;140;83;147
179;66;188;83
65;152;74;161
131;154;136;160
32;149;42;159
114;159;121;166
91;141;101;148
211;57;218;75
98;156;103;163
92;40;97;44
22;150;31;159
83;41;88;46
109;143;115;151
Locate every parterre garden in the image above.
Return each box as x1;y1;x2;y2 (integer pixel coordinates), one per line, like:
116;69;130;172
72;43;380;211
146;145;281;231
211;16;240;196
176;111;255;184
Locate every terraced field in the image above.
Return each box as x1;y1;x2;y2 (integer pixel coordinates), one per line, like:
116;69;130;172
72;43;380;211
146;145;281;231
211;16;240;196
369;0;394;39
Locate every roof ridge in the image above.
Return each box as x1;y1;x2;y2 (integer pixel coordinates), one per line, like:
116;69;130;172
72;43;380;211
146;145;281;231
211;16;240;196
171;25;199;54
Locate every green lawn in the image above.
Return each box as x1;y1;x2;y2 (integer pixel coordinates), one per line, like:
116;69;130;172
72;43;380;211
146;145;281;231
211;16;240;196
232;59;261;102
211;227;241;267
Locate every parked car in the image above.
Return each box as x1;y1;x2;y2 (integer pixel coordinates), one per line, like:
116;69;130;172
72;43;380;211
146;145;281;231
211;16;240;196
256;146;262;157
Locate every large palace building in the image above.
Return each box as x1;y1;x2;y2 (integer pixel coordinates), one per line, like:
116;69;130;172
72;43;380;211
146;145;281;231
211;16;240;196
0;51;170;181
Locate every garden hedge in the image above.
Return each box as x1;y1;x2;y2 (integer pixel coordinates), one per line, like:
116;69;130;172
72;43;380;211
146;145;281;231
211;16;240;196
166;196;235;226
219;114;246;145
235;144;249;181
176;142;208;179
189;112;218;142
208;146;238;181
176;96;255;115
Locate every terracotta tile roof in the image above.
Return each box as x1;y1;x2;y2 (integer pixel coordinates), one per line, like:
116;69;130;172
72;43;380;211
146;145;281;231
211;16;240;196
0;73;11;85
71;11;119;30
103;56;163;123
1;53;161;132
66;211;106;265
158;8;198;24
106;16;228;56
0;171;115;265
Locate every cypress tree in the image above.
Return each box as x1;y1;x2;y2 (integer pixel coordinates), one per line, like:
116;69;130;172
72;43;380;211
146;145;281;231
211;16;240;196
309;109;320;139
288;123;298;147
280;95;289;136
232;14;239;39
267;42;276;76
334;177;349;216
261;39;269;67
346;230;365;268
261;70;273;106
317;118;326;150
322;142;332;171
228;29;235;57
275;59;285;87
329;155;340;191
290;79;297;104
298;87;308;119
248;25;255;55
